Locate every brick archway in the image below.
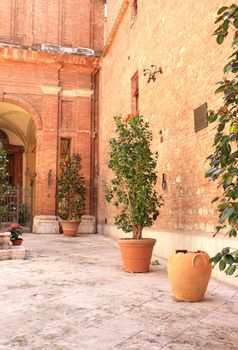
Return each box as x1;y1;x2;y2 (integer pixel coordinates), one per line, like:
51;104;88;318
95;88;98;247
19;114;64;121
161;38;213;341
1;95;42;130
0;99;38;228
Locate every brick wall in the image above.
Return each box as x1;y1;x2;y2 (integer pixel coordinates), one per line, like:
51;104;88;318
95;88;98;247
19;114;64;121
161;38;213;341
105;0;125;40
0;47;100;217
99;0;229;233
0;0;104;50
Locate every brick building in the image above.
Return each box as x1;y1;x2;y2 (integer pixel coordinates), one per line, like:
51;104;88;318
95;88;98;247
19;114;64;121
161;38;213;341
98;0;238;285
0;0;237;284
0;0;104;232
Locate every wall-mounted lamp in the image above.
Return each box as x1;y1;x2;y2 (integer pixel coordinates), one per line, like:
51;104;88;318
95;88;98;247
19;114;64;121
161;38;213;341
143;65;162;83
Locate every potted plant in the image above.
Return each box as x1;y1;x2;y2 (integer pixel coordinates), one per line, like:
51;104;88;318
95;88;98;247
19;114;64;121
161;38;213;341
104;114;163;272
0;147;10;225
205;4;238;276
56;152;86;237
6;223;23;246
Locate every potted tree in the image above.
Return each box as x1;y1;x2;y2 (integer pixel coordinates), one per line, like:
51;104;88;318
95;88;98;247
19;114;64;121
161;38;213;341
57;153;86;237
205;4;238;276
104;114;163;272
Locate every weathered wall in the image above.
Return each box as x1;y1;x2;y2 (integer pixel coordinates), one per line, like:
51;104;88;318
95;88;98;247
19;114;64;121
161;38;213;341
99;0;230;233
105;0;125;39
0;0;104;50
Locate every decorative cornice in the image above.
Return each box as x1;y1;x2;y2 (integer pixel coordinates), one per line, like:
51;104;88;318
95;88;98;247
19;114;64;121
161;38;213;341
0;46;100;73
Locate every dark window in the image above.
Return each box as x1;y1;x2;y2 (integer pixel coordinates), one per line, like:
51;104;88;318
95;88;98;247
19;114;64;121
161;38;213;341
131;72;139;115
60;138;71;163
132;0;138;18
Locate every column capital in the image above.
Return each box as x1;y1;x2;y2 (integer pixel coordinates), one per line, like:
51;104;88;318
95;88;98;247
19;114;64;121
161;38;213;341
41;85;61;95
61;88;94;98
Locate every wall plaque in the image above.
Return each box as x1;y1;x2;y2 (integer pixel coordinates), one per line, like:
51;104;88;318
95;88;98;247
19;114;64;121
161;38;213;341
194;102;208;132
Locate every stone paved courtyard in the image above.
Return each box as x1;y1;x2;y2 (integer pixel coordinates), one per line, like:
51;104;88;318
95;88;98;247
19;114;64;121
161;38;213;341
0;233;238;350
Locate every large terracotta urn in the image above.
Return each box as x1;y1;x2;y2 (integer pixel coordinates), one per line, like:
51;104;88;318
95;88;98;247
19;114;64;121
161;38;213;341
118;238;156;273
167;250;212;302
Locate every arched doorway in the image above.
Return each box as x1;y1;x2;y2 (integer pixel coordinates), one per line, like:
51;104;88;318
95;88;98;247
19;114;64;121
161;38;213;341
0;102;36;228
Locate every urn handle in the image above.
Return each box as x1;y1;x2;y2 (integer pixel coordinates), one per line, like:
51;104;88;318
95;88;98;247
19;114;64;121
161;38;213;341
192;253;208;268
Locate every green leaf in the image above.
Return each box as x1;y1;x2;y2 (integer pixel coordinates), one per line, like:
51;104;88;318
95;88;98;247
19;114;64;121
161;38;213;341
229;123;238;133
218;203;230;211
223;63;231;73
217;33;225;45
215;85;225;93
229;228;238;237
225;265;236;275
232;36;238;47
213;252;223;263
224;174;233;185
234;18;238;28
218;122;225;132
215;15;225;24
225;254;235;265
230;187;238;200
208;113;218;123
219;207;235;223
211;196;219;203
222;19;229;31
217;6;228;15
228;214;237;226
219;259;226;271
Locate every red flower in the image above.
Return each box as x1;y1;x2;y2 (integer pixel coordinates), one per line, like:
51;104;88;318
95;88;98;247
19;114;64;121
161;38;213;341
125;114;132;123
6;223;21;232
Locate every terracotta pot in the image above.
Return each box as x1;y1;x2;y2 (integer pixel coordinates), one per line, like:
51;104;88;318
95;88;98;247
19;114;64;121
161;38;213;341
10;238;23;246
60;220;80;237
167;250;212;302
118;238;156;273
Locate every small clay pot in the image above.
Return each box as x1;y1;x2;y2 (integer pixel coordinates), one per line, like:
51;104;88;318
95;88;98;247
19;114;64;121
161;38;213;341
10;238;23;246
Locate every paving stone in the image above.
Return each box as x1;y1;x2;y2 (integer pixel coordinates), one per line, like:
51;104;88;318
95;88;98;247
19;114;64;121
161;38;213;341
0;233;237;349
0;247;26;260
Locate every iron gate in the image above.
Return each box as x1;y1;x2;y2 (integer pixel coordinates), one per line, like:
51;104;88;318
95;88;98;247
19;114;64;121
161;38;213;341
0;186;33;229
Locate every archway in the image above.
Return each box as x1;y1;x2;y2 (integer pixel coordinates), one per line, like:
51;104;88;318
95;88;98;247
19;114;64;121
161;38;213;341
0;102;37;227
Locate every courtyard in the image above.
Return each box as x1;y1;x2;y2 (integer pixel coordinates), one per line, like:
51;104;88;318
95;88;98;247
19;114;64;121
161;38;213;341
0;233;237;350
